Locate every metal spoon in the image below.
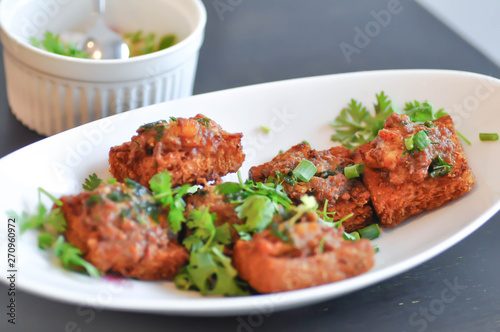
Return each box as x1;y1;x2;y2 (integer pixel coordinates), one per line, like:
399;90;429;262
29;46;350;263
79;0;130;60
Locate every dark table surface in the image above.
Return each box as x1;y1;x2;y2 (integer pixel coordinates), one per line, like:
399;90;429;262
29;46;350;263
2;1;500;331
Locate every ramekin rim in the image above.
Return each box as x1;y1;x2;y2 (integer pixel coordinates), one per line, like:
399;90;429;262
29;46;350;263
0;0;207;66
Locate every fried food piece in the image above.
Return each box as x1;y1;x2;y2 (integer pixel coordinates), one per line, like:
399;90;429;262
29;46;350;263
353;113;475;227
109;114;245;188
60;182;188;280
233;215;374;293
249;143;373;232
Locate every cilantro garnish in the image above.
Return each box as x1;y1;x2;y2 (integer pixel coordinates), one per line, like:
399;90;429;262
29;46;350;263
11;188;100;277
273;171;298;186
53;235;100;278
174;206;250;296
331;92;395;149
175;245;249;296
403;101;447;122
234;195;275;235
149;171;198;234
428;155;453;178
82;173;103;191
330;92;469;149
216;171;292;209
30;31;89;59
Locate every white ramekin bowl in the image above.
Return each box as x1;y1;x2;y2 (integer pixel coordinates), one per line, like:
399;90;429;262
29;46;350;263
0;0;206;136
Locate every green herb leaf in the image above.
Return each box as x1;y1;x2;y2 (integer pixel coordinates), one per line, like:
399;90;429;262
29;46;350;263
38;232;57;249
31;31;89;59
19;188;65;233
235;195;275;233
428;155;453;178
331;99;372;149
53;235;100;278
182;246;249;296
177;204;249;296
158;34;176;50
331;92;398;149
404;101;447;122
82;173;103;191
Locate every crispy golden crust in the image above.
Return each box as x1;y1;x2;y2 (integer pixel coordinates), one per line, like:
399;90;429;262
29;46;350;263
249;143;373;232
233;222;374;293
109;114;245;188
353;113;475;227
61;183;188;280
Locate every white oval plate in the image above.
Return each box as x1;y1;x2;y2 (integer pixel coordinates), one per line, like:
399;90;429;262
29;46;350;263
1;69;500;316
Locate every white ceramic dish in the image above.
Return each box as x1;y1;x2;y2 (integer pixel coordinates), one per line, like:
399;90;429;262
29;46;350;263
0;0;206;136
1;69;499;316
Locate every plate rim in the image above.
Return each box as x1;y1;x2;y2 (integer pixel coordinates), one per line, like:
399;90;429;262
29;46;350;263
2;68;500;316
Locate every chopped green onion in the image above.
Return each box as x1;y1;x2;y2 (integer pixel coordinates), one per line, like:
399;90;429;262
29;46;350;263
318;236;327;253
343;231;360;241
479;133;499;141
457;131;471;145
344;164;365;179
39;187;63;206
412;130;431;151
333;212;353;229
404;137;414;150
260;126;271;133
292;159;317;182
358;224;380;240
